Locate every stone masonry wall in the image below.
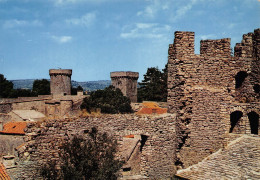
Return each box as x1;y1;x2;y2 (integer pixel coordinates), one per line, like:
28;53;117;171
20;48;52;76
11;114;177;179
0;103;12;114
168;29;260;169
111;71;139;103
234;29;260;103
49;69;72;96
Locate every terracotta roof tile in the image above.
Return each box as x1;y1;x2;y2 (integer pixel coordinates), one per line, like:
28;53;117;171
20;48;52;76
0;121;27;135
0;163;11;180
124;134;135;138
136;102;167;115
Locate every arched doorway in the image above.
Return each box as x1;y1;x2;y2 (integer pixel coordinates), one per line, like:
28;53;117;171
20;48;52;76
229;111;243;133
248;111;259;135
235;71;248;88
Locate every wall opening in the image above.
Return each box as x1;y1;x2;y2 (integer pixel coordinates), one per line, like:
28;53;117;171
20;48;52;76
235;71;248;88
248;111;259;135
140;135;148;152
229;111;243;133
253;84;260;93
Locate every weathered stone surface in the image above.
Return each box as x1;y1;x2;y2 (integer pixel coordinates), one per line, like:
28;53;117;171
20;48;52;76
49;69;72;96
168;29;260;169
9;114;176;179
176;134;260;180
111;71;139;103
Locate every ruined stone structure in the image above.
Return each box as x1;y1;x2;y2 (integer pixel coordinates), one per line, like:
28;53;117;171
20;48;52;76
49;69;72;96
1;29;260;179
0;68;84;119
0;94;84;118
8;114;177;179
111;71;139;102
168;28;260;169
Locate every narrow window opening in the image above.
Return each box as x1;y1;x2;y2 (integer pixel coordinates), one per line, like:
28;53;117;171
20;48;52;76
248;111;259;135
123;167;131;172
253;84;260;93
140;135;148;152
230;111;243;133
235;71;248;88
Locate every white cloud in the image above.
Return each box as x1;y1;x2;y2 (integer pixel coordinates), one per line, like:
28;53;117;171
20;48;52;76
171;0;199;22
137;0;204;21
120;23;171;39
52;0;113;5
227;23;236;29
65;12;96;27
199;34;217;40
3;19;43;29
137;0;170;18
51;35;73;43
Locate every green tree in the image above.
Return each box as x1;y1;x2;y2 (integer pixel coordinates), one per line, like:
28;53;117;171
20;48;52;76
41;127;123;180
0;74;14;98
32;79;50;95
81;85;132;114
9;88;34;98
137;65;168;102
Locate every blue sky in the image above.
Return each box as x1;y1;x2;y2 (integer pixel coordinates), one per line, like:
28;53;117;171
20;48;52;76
0;0;259;81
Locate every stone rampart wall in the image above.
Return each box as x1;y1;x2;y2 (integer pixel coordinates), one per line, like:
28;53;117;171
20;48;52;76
12;100;46;113
167;28;260;169
12;114;177;179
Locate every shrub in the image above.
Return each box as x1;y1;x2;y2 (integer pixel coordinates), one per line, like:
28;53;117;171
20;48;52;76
40;127;123;180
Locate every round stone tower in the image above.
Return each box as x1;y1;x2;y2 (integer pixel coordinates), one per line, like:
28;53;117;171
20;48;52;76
110;71;139;103
49;69;72;96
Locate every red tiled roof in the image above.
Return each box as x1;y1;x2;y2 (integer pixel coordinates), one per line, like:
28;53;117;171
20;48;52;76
0;163;11;180
0;121;27;135
136;102;167;115
124;134;135;138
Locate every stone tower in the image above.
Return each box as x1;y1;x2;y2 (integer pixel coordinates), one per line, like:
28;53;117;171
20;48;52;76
49;69;72;96
110;71;139;103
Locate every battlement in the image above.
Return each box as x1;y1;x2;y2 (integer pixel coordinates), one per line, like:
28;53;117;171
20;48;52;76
49;69;72;76
234;28;260;58
172;31;195;56
110;71;139;79
200;38;231;57
168;28;260;169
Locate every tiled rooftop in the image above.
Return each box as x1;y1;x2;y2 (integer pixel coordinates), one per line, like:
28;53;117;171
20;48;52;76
0;121;27;135
136;102;167;115
0;163;11;180
176;135;260;179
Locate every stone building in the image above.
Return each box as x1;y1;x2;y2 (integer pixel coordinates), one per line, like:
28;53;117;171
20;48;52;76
110;71;139;102
0;29;259;179
168;28;260;169
49;69;72;96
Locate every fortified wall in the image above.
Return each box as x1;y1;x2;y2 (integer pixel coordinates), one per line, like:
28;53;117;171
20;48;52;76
168;28;260;168
8;114;177;179
0;69;84;118
1;29;260;179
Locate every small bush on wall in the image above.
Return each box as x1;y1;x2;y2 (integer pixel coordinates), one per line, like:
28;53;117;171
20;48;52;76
40;127;123;180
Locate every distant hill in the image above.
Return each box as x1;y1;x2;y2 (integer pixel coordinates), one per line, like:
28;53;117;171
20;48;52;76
11;79;35;89
11;79;111;92
71;80;111;92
